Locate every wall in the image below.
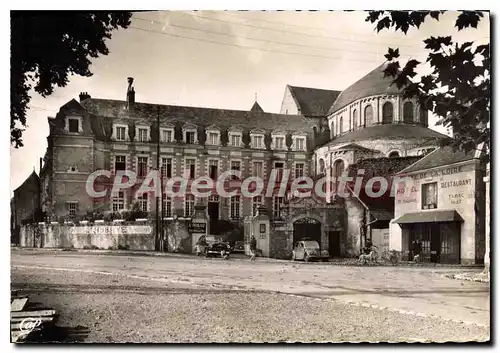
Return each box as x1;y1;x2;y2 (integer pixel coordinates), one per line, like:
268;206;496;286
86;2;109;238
344;198;364;256
280;86;300;115
393;160;484;264
20;222;155;250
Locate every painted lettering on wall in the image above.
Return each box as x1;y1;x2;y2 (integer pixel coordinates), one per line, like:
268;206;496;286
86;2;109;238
412;166;463;180
441;179;472;188
69;225;153;235
448;193;464;205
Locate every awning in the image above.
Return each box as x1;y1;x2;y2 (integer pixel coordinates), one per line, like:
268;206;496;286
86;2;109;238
394;210;464;224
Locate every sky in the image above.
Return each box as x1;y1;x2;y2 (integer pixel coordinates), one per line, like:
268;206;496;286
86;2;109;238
10;10;490;192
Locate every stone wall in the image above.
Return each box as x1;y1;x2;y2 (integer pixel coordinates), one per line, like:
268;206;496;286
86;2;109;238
20;222;155;250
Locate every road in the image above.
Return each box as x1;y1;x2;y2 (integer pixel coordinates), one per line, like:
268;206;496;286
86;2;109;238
11;249;490;343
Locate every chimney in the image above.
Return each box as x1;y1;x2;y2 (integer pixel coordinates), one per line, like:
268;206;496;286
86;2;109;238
127;77;135;111
39;157;43;174
79;92;91;102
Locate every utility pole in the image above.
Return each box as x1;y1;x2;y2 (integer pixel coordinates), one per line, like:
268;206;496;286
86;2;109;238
156;106;161;252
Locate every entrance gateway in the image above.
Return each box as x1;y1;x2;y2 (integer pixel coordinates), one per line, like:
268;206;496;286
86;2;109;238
293;217;322;248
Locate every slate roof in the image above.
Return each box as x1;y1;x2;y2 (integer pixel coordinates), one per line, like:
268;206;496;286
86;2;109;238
250;101;264;113
288;85;341;117
397;145;480;175
14;171;39;194
79;98;316;138
328;63;403;114
321;124;450;148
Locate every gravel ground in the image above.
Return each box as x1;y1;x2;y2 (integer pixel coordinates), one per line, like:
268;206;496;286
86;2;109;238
12;268;490;343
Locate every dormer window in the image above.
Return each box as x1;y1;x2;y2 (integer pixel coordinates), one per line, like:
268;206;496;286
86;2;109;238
272;133;286;150
161;128;174;143
65;116;82;134
136;126;150;142
186;131;196;144
114;124;128;141
206;129;220;146
68;119;79;133
182;123;198;144
251;134;264;149
229;132;242;147
292;135;306;151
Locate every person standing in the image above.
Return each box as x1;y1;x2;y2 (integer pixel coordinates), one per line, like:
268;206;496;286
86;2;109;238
250;235;257;261
412;238;422;262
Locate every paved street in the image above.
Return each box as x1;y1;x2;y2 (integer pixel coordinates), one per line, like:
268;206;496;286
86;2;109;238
11;249;490;343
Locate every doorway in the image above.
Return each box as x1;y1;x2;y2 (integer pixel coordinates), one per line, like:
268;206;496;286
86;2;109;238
328;231;341;257
293;218;322;246
208;196;219;234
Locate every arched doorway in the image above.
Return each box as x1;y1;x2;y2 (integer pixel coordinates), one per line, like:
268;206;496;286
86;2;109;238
293;217;322;246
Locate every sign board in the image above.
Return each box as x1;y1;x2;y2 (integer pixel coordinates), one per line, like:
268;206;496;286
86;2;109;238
69;225;152;236
189;222;207;234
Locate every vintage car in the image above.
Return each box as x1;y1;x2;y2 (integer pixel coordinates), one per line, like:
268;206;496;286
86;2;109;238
204;235;231;257
291;239;329;262
232;241;245;253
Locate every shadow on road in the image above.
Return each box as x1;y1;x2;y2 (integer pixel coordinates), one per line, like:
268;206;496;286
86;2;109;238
23;325;90;343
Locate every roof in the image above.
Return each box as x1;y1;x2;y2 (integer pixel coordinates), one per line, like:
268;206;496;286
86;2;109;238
13;171;40;194
398;145;480;175
328;63;403;114
79;98;316;139
250;101;264;113
320;124;450;147
288;85;341;117
394;210;464;224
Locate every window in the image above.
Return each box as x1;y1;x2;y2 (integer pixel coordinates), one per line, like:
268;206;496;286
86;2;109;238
112;191;125;212
333;160;345;178
161;157;172;178
209;160;218;180
116;126;126;141
161;129;173;143
339;117;343;135
207;132;219;146
138;128;149;142
252;161;263;178
294;137;306;151
352;109;358;129
274;136;285;150
231;161;241;180
137;157;148;178
295;163;304;178
252;196;262;216
230;196;240;219
330;122;335;138
185;195;194;217
403;102;414;123
138;193;148;212
68;119;79;133
114;155;126;173
274;162;284;181
185;159;196;179
364;105;373;126
185;131;196;144
422;182;438;209
230;134;242;147
273;196;284;218
420;109;428;125
252;135;264;149
68;202;78;216
162;195;172;218
382;102;394;124
318;159;325;175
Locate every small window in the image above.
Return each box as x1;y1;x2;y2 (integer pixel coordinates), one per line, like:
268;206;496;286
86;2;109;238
138;193;148;212
364;105;373;126
137;157;148;178
112;191;125;212
339;117;343;134
209;160;218;180
352;109;358;129
230;134;241;147
274;162;284;181
185;195;195;217
252;196;262;216
116;126;126;141
138;128;149;142
252;135;264;149
253;161;263;178
185;159;196;179
68;202;78;216
207;132;219;145
274;136;285;150
295;163;304;178
273;196;284;219
162;129;173;143
382;102;394;124
333;160;345;178
294;137;306;151
161;157;172;178
162;195;172;218
186;131;196;144
422;182;438;209
231;161;241;180
115;155;126;172
68;119;79;133
403;102;414;123
230;195;240;219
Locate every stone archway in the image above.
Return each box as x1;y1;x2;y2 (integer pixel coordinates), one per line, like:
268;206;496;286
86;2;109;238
292;217;322;246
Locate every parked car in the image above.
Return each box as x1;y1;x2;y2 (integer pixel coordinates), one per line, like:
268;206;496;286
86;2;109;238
292;239;329;262
204;236;231;257
232;241;245;253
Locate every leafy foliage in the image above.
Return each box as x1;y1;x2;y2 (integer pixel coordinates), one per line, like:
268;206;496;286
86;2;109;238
11;11;132;148
366;11;490;161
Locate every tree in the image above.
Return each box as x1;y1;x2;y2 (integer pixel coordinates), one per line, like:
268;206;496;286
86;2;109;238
366;11;490;161
11;11;132;148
